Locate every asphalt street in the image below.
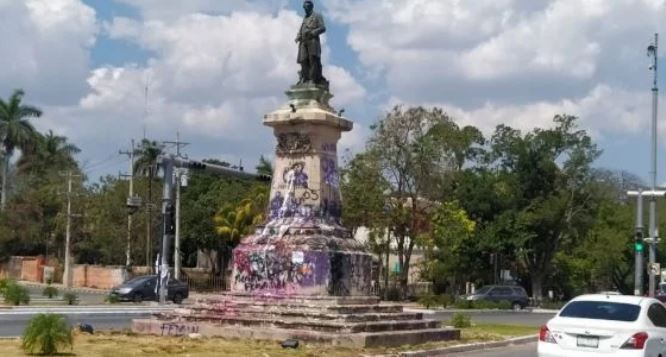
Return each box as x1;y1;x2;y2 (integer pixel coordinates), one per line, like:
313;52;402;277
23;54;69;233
0;312;151;337
0;307;172;337
450;342;537;356
410;309;555;327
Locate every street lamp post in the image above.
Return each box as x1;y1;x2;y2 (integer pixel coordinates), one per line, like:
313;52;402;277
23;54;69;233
646;33;660;297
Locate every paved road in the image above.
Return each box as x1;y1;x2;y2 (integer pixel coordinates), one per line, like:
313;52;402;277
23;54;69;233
450;342;537;356
0;313;151;337
0;307;172;337
409;309;555;327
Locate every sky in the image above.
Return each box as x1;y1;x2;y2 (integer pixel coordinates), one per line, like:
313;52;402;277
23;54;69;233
1;0;666;184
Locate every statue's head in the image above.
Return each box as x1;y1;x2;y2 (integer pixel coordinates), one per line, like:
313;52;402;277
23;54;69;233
303;1;314;16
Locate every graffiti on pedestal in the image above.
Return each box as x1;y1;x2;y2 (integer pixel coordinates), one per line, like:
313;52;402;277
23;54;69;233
282;162;309;189
322;157;339;188
233;249;329;292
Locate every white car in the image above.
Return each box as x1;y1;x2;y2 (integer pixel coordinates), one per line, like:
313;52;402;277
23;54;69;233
538;294;666;357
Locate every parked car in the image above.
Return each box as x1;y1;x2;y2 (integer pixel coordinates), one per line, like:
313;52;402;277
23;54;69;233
539;294;666;356
466;285;529;310
109;275;188;304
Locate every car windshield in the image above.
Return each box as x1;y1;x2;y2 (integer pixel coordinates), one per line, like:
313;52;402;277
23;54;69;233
124;276;153;285
475;287;491;295
559;301;641;322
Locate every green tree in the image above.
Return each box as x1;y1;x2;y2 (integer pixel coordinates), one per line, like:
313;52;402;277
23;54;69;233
256;155;273;176
488;115;601;300
423;201;476;294
0;89;42;211
365;106;479;293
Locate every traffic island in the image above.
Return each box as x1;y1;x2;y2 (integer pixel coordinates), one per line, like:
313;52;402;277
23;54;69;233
133;293;460;348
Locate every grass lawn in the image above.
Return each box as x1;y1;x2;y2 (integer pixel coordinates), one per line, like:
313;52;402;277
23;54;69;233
0;324;537;357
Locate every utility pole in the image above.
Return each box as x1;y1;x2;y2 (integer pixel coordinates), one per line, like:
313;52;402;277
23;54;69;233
61;171;82;289
163;133;189;281
120;140;138;270
647;33;660;297
634;190;644;296
158;156;175;304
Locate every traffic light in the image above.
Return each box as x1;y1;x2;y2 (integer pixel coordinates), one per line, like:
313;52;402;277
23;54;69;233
635;241;644;253
164;204;175;236
635;231;644;253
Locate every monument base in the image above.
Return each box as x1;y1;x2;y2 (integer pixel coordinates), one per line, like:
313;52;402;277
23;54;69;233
132;293;460;348
230;218;373;296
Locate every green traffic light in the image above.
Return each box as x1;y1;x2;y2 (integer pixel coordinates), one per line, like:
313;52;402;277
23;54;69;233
635;242;644;252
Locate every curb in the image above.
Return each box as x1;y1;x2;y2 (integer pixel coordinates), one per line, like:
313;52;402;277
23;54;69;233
365;335;537;357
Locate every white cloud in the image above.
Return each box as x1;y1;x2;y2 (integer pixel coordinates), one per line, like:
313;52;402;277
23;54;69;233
36;5;366;176
0;0;97;104
328;0;666;141
388;84;655;142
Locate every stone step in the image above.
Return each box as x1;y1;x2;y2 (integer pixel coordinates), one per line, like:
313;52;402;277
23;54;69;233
327;304;403;314
184;308;422;322
178;313;440;333
213;293;380;306
362;328;461;348
132;319;460;348
191;301;404;315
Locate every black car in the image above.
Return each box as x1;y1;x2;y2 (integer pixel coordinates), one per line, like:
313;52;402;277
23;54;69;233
109;275;189;304
466;285;529;310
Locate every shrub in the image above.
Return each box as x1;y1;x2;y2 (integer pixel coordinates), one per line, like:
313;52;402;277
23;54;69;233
4;282;30;306
453;299;474;309
451;312;471;328
105;294;120;304
0;278;10;296
418;293;437;309
42;286;59;299
435;294;453;308
22;313;73;355
63;291;78;306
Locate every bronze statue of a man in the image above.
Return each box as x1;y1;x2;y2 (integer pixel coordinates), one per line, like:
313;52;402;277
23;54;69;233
295;0;327;86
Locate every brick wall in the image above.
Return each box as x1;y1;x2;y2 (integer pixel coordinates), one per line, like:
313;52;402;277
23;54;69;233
20;257;45;283
72;265;128;289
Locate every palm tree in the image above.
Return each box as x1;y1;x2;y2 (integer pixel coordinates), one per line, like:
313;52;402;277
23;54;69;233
213;185;268;277
134;139;164;266
0;90;42;211
18;130;80;174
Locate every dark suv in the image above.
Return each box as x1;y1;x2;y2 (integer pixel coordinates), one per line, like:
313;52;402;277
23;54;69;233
109;275;189;304
466;285;529;310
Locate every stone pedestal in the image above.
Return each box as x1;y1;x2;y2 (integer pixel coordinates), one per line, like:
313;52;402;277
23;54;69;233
132;84;460;347
230;84;372;297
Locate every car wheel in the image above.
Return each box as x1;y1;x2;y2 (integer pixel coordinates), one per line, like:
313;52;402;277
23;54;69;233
132;293;143;303
172;293;183;304
512;302;522;311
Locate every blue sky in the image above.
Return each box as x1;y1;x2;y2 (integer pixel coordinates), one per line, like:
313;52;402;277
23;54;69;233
1;0;666;185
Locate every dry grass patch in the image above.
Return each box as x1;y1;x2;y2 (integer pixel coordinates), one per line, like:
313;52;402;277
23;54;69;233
0;324;537;357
